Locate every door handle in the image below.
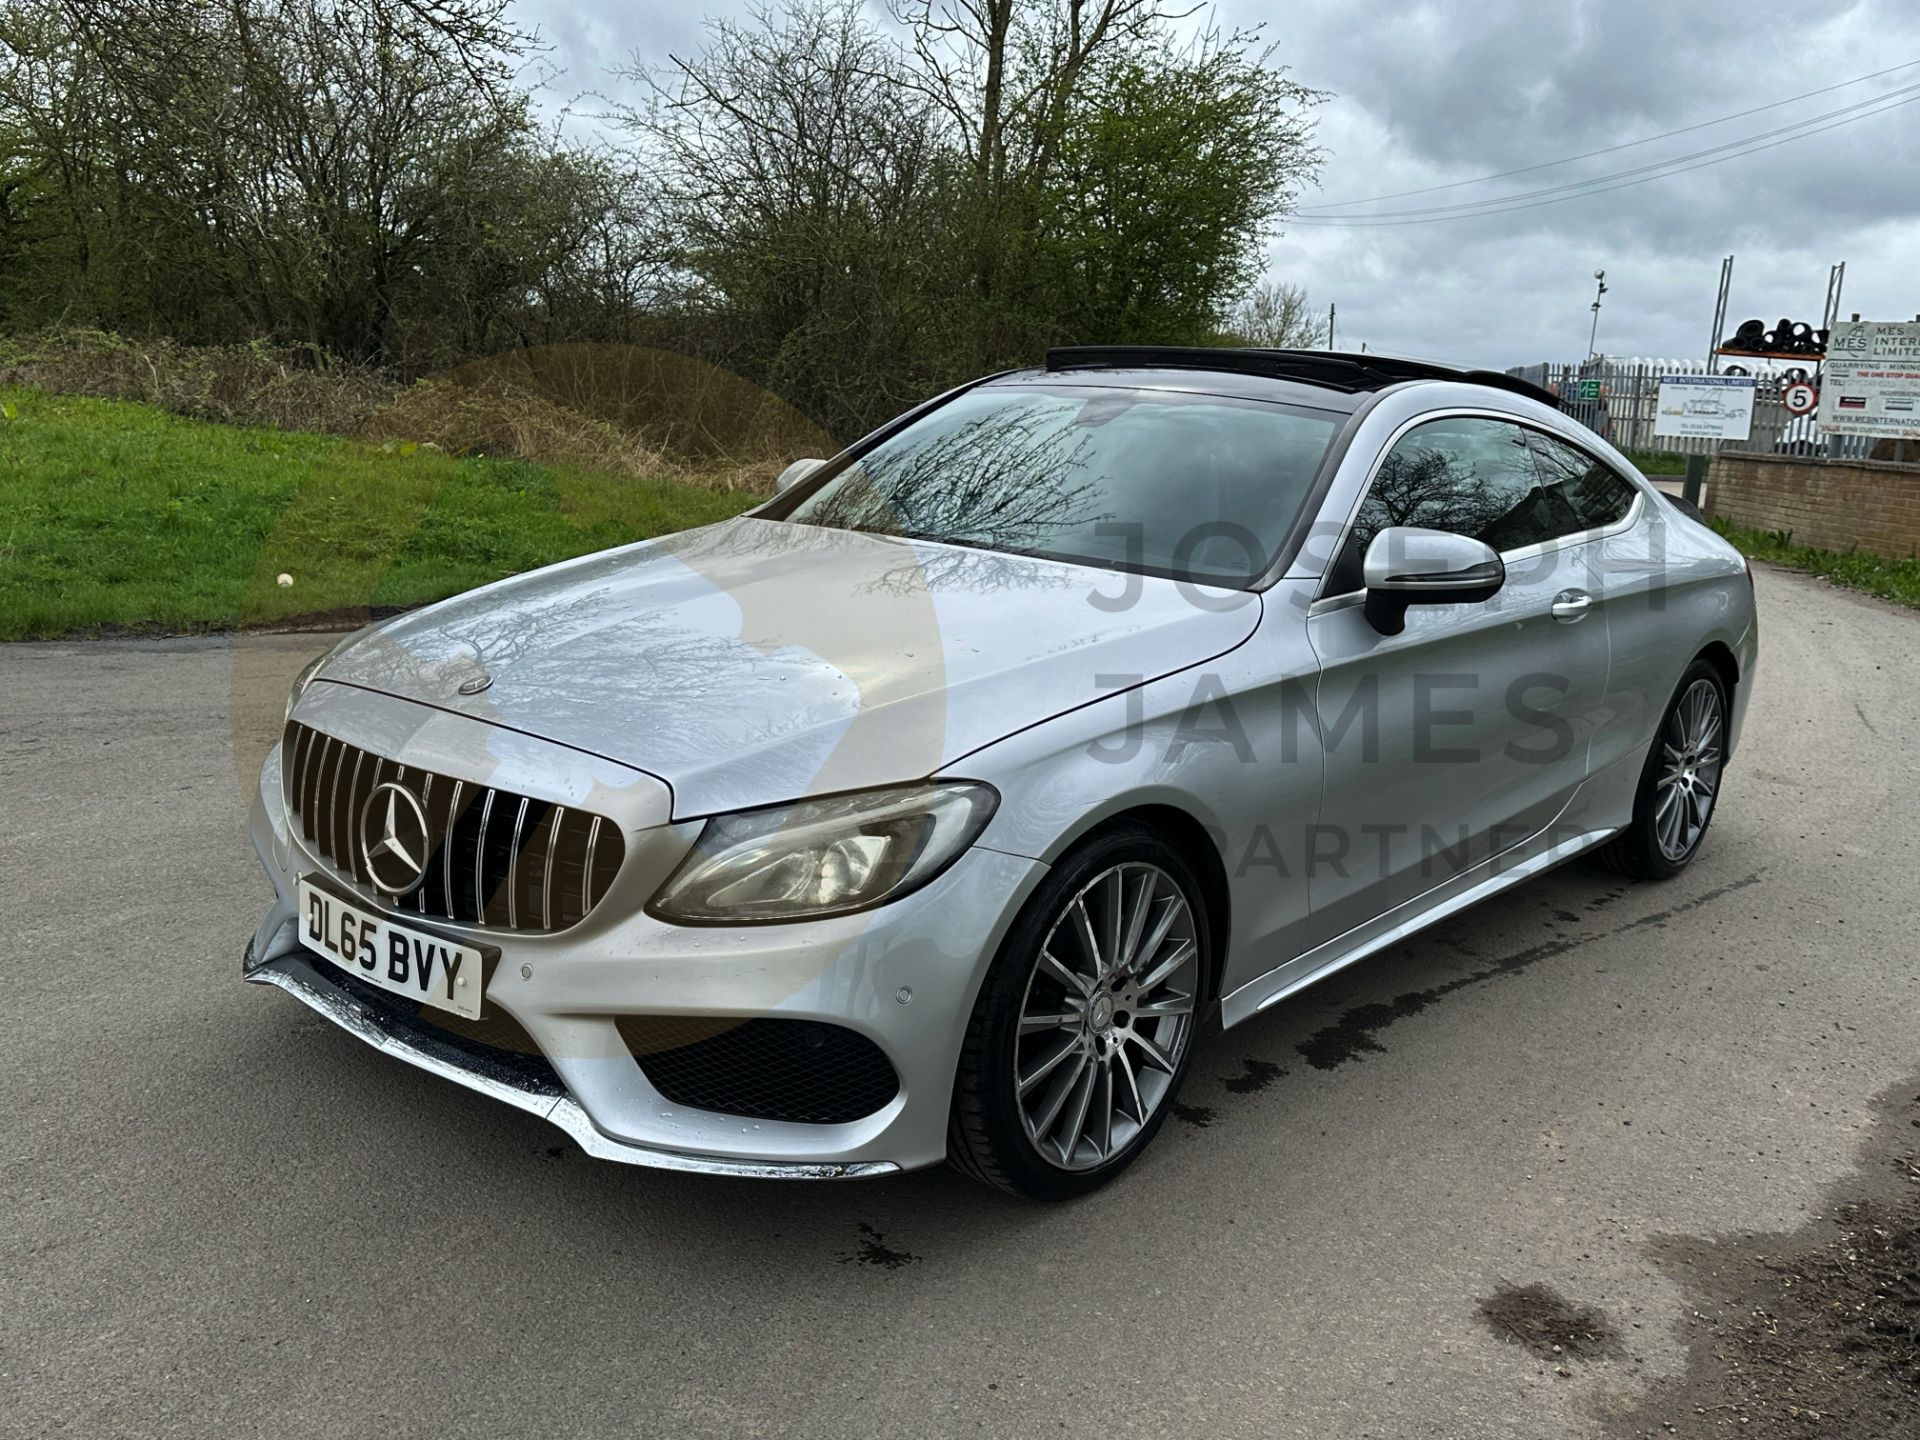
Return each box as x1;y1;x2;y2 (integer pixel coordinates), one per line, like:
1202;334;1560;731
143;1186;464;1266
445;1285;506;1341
1550;589;1594;622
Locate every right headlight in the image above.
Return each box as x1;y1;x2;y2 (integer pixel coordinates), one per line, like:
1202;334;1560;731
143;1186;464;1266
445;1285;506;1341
647;782;998;925
283;626;374;725
284;649;329;725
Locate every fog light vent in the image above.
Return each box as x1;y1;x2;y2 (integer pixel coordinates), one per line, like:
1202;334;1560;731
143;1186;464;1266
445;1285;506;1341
617;1016;900;1125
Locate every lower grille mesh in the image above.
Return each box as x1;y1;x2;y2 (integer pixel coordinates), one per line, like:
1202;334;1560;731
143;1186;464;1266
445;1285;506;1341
617;1017;900;1125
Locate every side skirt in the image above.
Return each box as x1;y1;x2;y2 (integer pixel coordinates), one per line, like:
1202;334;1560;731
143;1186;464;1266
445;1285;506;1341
1219;825;1618;1028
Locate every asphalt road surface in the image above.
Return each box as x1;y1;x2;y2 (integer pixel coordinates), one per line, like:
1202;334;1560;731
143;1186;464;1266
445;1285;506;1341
3;566;1915;1440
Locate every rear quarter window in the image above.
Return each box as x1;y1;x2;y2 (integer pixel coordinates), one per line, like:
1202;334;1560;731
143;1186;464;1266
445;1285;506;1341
1527;432;1638;529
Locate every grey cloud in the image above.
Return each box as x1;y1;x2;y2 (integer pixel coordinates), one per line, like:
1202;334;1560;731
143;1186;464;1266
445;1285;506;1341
515;0;1920;367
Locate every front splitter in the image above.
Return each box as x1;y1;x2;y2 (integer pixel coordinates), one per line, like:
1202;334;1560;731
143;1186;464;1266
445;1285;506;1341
244;945;900;1181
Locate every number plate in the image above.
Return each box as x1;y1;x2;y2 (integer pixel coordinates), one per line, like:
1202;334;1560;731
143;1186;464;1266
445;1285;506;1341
296;876;489;1019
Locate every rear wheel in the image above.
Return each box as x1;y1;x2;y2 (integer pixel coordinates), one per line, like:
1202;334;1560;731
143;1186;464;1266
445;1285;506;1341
1599;660;1728;880
948;824;1207;1200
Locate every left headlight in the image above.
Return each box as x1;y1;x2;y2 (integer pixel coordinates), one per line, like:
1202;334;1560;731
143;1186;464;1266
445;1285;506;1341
648;782;998;925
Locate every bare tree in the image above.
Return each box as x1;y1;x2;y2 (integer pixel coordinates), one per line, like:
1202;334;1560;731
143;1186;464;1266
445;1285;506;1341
619;1;960;433
1227;280;1325;349
0;0;631;365
891;0;1192;192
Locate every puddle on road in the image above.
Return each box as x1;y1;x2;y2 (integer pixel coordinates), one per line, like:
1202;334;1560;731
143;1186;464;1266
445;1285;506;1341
1477;1282;1625;1363
839;1222;918;1270
1295;871;1764;1070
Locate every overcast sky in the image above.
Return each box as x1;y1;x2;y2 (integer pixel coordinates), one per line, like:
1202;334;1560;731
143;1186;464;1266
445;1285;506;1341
515;0;1919;370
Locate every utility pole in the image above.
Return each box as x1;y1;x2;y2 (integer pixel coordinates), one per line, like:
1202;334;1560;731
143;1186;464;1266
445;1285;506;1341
1707;254;1734;374
1587;269;1608;359
1327;302;1336;350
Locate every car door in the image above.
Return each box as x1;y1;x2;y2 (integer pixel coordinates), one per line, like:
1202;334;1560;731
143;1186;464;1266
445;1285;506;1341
1523;428;1657;782
1304;412;1612;939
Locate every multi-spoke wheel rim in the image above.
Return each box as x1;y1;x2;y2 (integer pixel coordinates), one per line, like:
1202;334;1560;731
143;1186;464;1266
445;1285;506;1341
1013;863;1200;1172
1655;678;1724;862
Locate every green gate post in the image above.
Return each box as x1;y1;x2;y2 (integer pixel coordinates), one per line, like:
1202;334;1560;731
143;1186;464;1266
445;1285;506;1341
1683;454;1708;507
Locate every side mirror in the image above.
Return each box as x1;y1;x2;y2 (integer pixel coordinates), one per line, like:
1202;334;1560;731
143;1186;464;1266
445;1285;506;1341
1361;526;1505;636
775;457;825;494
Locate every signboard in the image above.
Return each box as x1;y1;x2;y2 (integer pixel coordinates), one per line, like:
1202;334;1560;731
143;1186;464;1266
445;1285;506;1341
1654;374;1757;441
1782;381;1819;416
1818;321;1920;439
1574;379;1602;402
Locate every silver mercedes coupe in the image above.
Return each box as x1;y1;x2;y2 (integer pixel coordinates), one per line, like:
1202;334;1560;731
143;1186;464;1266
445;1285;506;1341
244;347;1757;1198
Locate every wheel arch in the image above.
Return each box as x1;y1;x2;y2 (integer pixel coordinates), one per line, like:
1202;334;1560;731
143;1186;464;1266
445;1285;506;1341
1697;639;1739;692
1070;803;1233;1005
1696;640;1741;764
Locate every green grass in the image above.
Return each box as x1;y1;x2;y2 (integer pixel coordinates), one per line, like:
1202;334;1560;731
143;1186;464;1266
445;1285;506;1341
1624;449;1690;477
0;388;756;640
1707;515;1920;610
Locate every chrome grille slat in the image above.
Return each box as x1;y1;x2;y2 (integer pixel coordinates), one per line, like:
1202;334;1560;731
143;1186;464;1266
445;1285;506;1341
281;722;619;935
416;774;433;915
583;815;603;913
288;725;312;825
473;789;495;926
301;734;322;839
443;778;464;919
345;750;368;882
543;806;565;932
507;797;528;929
327;738;350;870
311;736;336;843
305;734;325;840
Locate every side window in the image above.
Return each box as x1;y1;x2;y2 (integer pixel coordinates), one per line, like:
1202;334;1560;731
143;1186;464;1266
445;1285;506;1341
1527;432;1638;529
1329;416;1582;592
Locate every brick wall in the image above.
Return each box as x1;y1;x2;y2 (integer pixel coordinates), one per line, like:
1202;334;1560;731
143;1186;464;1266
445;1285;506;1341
1705;453;1920;557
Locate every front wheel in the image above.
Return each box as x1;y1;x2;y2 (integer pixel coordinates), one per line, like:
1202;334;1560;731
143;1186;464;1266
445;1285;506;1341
1599;660;1728;880
948;824;1208;1200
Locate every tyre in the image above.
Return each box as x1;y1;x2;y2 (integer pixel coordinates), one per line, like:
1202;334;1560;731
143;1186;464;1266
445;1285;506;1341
948;823;1208;1200
1598;659;1729;880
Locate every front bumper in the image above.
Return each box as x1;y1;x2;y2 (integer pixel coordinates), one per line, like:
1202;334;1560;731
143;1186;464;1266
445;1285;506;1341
246;731;1046;1177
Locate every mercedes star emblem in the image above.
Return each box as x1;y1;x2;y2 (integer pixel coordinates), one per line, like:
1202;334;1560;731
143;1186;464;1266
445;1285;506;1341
360;781;431;896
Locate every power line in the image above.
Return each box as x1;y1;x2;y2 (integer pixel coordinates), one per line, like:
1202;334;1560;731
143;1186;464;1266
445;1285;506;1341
1298;56;1920;211
1285;90;1920;226
1291;79;1920;222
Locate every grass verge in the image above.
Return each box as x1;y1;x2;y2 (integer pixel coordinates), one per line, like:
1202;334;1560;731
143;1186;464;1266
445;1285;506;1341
0;387;756;640
1707;515;1920;610
1624;449;1690;477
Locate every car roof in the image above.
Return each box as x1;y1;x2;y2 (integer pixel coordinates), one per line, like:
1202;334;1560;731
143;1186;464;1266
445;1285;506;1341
987;363;1368;412
1023;345;1562;412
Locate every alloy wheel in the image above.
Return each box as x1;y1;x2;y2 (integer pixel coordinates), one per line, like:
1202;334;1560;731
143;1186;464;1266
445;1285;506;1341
1012;862;1200;1172
1655;677;1724;862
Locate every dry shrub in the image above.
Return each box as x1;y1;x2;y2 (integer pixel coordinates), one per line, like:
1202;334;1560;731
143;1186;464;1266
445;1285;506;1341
0;332;840;493
476;343;837;462
356;345;841;493
355;374;687;483
0;329;399;433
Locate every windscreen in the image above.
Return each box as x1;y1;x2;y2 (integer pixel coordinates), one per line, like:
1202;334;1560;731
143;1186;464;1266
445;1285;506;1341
781;384;1343;586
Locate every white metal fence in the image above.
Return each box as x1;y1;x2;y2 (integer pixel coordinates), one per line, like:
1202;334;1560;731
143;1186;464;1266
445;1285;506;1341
1506;360;1874;460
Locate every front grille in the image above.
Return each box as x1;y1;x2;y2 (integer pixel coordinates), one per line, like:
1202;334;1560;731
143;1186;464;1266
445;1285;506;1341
284;720;623;932
617;1016;901;1124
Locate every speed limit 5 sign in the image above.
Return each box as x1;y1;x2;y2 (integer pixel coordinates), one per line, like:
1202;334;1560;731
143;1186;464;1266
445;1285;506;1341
1782;381;1819;416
